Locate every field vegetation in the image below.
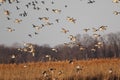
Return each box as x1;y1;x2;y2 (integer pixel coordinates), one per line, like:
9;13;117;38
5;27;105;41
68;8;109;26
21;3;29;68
0;58;120;80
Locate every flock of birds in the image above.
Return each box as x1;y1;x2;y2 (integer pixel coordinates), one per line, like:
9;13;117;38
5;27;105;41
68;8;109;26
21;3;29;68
0;0;120;58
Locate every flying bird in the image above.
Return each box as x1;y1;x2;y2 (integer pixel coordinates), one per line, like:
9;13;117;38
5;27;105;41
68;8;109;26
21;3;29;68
112;0;119;3
55;19;59;23
6;17;11;20
83;28;90;32
0;0;6;3
108;68;113;74
79;46;85;51
23;11;27;17
61;28;69;34
99;26;107;31
16;6;20;10
92;27;98;32
32;24;43;30
25;4;29;8
93;34;101;38
34;0;38;4
51;48;58;52
45;8;49;11
45;22;53;26
39;17;49;22
28;34;32;38
41;1;45;4
113;11;120;15
11;54;16;59
14;19;22;23
52;9;61;13
7;27;15;32
68;35;76;42
19;11;27;17
88;0;95;4
91;48;96;52
16;0;20;3
65;5;68;8
51;1;54;4
34;32;38;35
4;10;10;15
8;0;15;4
67;17;76;23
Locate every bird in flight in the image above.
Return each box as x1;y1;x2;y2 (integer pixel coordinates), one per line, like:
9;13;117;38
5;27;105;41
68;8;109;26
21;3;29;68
32;24;43;30
93;34;101;38
4;10;10;16
41;1;45;4
55;19;59;23
51;48;58;52
38;17;49;22
51;1;54;4
61;28;69;34
52;9;61;13
88;0;95;4
98;26;107;31
8;0;15;4
7;27;15;32
83;28;90;32
16;6;20;10
66;17;76;23
113;11;120;15
28;34;32;38
14;19;22;23
45;8;49;11
0;0;6;3
92;27;98;32
65;5;67;8
68;35;76;42
6;17;11;20
34;32;38;35
112;0;120;3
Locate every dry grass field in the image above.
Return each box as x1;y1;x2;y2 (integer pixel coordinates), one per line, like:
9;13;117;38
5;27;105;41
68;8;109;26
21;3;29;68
0;58;120;80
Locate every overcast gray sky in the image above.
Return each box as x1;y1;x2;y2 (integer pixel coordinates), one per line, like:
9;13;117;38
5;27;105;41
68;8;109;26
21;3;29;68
0;0;120;47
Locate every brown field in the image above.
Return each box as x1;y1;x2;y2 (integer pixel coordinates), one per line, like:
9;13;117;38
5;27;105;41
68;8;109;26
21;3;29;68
0;58;120;80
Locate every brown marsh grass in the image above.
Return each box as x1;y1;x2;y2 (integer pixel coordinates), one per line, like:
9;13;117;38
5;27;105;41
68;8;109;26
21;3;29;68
0;58;120;80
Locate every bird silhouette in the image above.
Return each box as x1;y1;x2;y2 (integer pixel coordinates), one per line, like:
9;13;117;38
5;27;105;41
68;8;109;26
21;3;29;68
4;10;10;15
28;34;32;38
34;32;38;35
112;0;119;3
52;9;61;13
6;17;11;20
83;28;90;32
51;48;58;52
38;17;49;22
113;11;120;15
92;27;98;32
65;5;67;8
55;19;59;23
32;24;43;30
16;6;20;10
0;0;6;3
14;19;22;23
88;0;95;4
99;26;107;31
61;28;69;34
45;8;49;11
7;27;15;32
41;1;45;4
93;34;101;38
68;35;76;42
67;17;76;23
51;1;54;4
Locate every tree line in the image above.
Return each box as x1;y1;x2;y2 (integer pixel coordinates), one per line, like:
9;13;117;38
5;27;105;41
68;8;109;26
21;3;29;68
0;32;120;64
